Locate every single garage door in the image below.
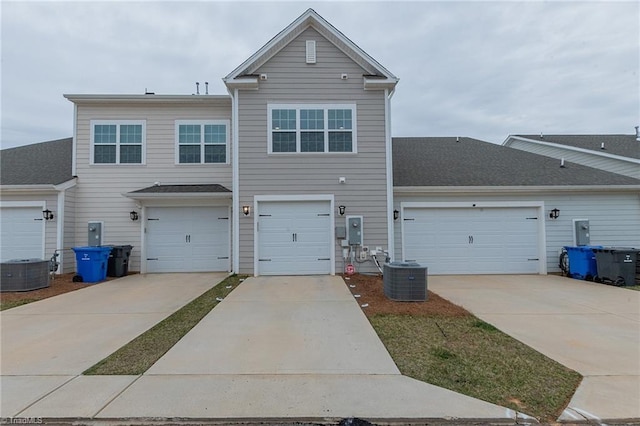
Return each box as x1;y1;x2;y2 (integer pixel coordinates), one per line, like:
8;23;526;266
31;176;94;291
403;207;540;274
146;206;230;273
0;206;44;261
257;200;332;275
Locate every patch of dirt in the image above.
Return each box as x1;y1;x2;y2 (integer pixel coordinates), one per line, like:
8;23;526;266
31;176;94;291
342;273;470;317
0;272;118;304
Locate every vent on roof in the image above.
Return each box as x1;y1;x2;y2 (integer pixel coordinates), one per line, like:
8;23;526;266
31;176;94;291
306;40;316;64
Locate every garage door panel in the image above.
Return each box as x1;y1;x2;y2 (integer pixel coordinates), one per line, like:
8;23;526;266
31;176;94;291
403;207;540;275
257;200;332;275
1;207;44;261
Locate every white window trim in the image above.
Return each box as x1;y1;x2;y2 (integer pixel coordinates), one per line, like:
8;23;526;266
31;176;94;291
267;104;357;154
90;120;146;165
174;120;230;165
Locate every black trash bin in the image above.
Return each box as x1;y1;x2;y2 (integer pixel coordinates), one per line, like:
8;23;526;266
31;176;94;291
593;247;639;286
105;245;133;278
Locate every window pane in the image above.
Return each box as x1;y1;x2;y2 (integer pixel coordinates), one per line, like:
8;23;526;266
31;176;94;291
179;145;201;163
94;125;116;144
94;145;116;163
120;145;142;163
328;132;353;152
179;125;201;144
120;125;142;144
301;132;325;152
272;109;296;130
204;125;226;144
205;145;226;163
300;109;324;130
272;132;296;152
328;109;352;130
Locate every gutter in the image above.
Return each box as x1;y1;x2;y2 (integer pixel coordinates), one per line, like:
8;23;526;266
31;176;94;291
394;185;640;194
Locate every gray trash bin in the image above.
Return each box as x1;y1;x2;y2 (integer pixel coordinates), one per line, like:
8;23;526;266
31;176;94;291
593;247;639;286
105;245;133;278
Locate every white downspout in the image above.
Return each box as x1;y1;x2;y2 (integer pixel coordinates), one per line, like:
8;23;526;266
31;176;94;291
56;190;65;274
230;88;240;273
385;87;396;261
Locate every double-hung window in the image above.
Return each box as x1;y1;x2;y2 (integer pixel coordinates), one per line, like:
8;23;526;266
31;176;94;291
91;120;145;164
268;105;356;153
175;120;229;164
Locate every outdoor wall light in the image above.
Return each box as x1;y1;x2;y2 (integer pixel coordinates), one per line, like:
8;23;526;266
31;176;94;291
242;205;251;216
393;209;399;221
130;210;139;221
549;208;560;219
338;205;346;216
42;209;54;221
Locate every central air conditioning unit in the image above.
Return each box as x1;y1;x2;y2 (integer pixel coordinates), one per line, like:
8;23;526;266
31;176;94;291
383;262;428;301
0;259;50;292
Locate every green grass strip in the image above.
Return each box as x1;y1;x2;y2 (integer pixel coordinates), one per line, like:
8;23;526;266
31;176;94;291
370;314;582;422
0;299;39;311
83;274;247;375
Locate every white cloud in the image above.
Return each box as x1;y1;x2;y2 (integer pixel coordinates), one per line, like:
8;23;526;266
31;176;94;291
1;1;638;148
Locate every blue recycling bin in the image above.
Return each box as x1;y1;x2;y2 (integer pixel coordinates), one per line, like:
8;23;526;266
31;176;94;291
564;245;603;280
72;246;111;283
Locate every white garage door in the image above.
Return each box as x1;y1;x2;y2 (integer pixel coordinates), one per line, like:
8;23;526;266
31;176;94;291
146;206;230;273
0;207;44;261
257;200;332;275
403;207;540;274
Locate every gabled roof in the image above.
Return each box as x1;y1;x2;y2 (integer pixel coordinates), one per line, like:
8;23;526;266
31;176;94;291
224;8;398;87
508;134;640;160
1;138;73;186
393;137;640;187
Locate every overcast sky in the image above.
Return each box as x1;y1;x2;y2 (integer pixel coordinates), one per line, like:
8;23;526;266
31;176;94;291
1;1;638;149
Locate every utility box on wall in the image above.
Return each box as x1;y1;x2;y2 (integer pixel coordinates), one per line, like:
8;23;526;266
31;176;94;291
574;219;590;246
88;222;103;247
346;216;363;246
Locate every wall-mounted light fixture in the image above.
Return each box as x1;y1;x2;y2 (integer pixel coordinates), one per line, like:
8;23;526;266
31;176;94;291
242;205;251;216
338;205;346;216
549;208;560;219
42;209;54;221
130;210;139;221
393;209;399;221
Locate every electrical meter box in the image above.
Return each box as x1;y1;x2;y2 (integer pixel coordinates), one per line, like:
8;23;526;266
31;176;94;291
346;216;363;246
574;219;590;246
88;221;103;246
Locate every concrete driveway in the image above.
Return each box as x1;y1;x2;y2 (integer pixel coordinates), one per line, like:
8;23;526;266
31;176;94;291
429;274;640;422
0;272;227;415
4;275;529;422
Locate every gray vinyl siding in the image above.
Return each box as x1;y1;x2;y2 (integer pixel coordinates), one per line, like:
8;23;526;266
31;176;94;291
393;191;640;274
236;28;390;274
507;140;640;179
62;186;76;273
73;101;232;272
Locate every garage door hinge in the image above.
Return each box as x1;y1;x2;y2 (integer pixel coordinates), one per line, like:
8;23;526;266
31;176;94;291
317;213;330;216
404;218;415;221
259;214;271;217
258;258;271;262
147;258;159;261
528;258;539;261
218;217;229;220
148;218;159;221
317;258;330;261
34;218;43;221
526;217;538;220
218;256;229;259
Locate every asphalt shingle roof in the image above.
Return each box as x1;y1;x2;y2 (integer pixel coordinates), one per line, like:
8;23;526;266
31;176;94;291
516;134;640;159
1;138;73;185
393;137;640;187
130;184;231;193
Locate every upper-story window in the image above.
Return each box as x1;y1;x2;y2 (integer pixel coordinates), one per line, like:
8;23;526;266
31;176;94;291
175;120;229;164
268;104;356;154
91;120;145;164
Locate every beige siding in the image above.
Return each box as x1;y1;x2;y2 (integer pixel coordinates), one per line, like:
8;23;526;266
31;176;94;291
73;101;233;271
394;192;640;273
508;140;640;179
236;28;390;274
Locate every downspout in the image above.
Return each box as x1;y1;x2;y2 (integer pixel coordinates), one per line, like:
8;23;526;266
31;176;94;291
229;88;240;274
56;190;65;275
72;103;77;176
385;87;396;261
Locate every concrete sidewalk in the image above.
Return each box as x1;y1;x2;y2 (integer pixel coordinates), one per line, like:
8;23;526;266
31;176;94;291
429;274;640;423
0;272;227;416
5;275;531;422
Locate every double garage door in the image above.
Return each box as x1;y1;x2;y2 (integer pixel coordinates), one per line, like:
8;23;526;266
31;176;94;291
402;206;541;274
0;206;44;261
146;206;230;273
257;200;332;275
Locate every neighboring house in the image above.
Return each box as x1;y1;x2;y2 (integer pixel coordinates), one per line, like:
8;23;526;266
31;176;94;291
503;133;640;179
4;10;639;277
392;137;640;274
0;138;77;272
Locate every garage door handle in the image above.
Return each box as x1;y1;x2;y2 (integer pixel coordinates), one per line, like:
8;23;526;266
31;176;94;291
469;235;474;244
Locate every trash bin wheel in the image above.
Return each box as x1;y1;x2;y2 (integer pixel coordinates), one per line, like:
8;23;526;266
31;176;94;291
72;275;83;283
614;276;626;286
